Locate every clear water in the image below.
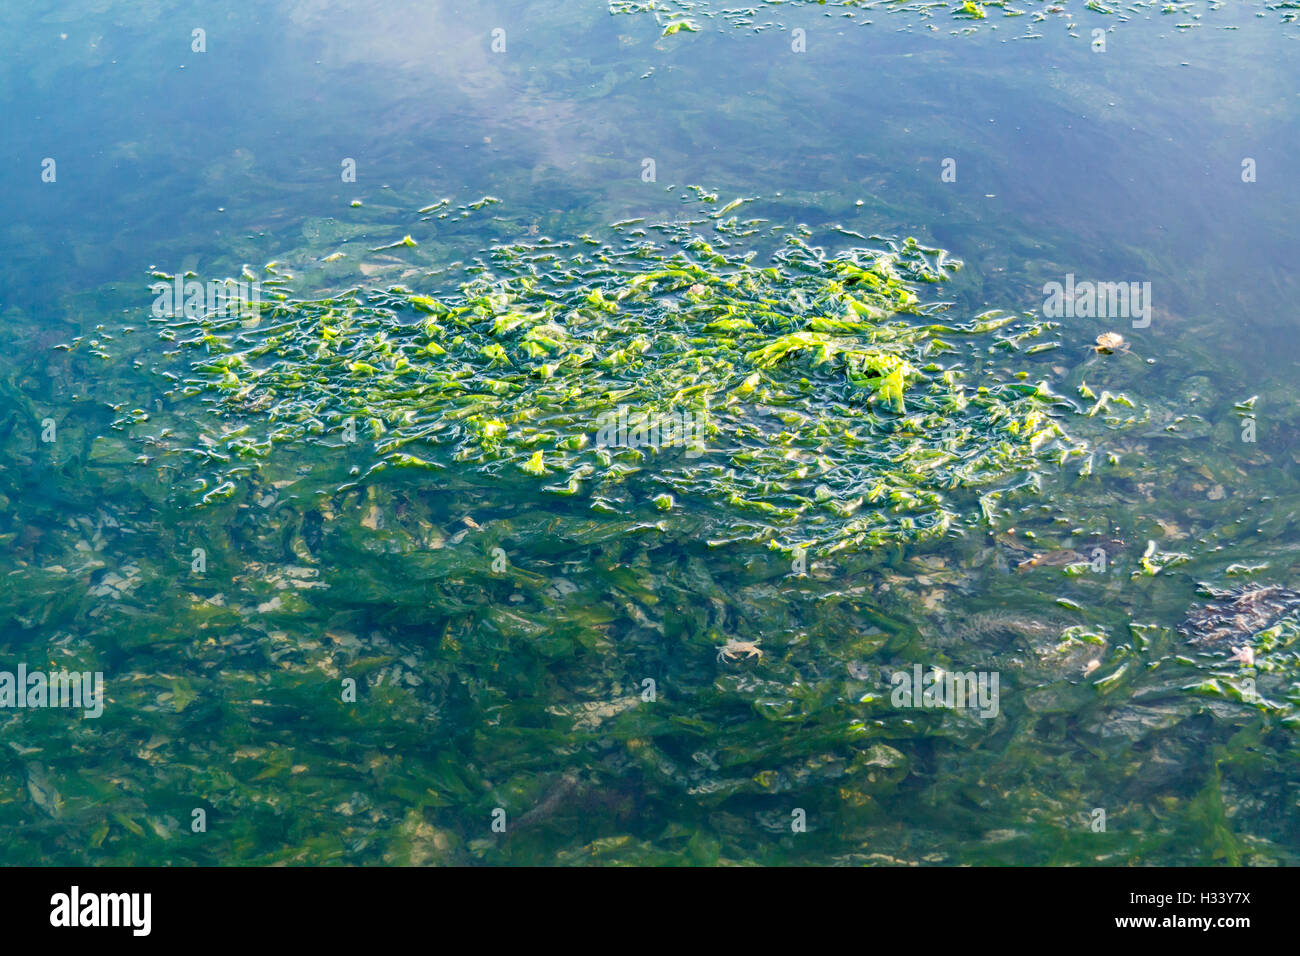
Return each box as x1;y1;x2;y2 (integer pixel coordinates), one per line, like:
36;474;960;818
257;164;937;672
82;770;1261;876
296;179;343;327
2;1;1299;864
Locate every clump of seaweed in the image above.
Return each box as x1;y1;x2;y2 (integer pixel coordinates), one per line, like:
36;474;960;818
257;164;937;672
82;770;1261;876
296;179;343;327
150;196;1083;558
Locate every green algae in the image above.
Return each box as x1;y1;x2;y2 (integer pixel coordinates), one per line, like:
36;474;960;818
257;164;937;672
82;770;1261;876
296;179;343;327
149;194;1083;559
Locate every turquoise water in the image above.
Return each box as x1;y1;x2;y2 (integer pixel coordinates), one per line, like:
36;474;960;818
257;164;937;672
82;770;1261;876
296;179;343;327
2;1;1300;865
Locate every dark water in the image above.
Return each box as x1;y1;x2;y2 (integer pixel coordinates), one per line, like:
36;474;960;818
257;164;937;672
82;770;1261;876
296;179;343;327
2;1;1299;865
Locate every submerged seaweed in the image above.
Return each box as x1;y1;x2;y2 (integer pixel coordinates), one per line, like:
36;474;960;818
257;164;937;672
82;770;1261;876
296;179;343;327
1179;584;1300;647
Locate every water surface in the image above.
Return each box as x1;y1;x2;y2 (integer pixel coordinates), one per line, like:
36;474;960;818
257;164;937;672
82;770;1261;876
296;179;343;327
2;0;1299;865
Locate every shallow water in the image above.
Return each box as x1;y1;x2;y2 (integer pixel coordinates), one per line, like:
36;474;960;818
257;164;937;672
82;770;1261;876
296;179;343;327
2;1;1299;865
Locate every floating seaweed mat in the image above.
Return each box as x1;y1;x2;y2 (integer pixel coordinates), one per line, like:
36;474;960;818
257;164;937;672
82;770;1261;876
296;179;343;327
609;0;1300;37
155;203;1085;557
